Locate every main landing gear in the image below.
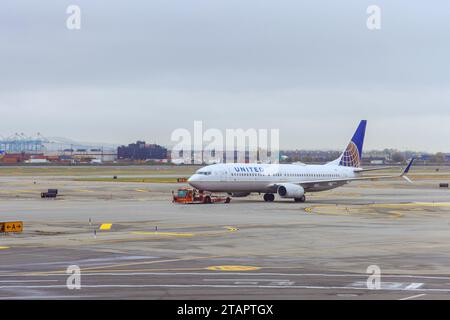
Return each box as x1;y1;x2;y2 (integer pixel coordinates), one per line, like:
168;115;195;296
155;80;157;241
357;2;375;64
263;194;306;202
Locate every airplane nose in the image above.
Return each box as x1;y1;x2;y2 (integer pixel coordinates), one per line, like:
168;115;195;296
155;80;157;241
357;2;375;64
187;174;203;189
187;174;198;183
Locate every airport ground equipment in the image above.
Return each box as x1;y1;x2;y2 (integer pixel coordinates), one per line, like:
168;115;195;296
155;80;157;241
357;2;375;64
41;189;58;198
172;188;231;204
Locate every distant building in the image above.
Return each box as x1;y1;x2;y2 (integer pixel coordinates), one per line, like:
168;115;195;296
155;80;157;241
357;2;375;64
368;159;385;165
117;141;167;161
0;153;29;164
280;150;341;164
25;158;48;164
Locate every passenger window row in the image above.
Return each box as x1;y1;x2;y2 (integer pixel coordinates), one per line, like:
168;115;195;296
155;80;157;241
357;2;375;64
230;173;340;178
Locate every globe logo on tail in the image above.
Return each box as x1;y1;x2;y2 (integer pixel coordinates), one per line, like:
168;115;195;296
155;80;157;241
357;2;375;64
339;141;361;167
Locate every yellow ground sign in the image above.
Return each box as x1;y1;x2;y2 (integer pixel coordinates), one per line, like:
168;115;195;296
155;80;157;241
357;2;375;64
99;223;112;230
0;221;23;233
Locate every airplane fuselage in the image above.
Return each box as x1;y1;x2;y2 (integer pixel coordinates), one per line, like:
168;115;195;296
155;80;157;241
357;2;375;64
185;121;413;202
188;163;357;193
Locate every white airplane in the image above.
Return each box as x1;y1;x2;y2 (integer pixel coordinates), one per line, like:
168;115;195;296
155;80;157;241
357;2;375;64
187;120;414;202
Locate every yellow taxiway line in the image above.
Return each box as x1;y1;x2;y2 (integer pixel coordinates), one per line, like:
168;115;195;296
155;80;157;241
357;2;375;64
206;265;261;271
131;231;195;237
131;226;238;238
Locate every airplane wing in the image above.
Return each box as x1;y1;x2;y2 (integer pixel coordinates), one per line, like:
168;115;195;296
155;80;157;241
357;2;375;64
353;166;397;173
268;159;414;190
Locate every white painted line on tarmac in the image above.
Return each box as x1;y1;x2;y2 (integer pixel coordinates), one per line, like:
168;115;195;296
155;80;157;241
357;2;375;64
399;293;427;300
0;269;450;280
405;283;424;290
352;281;423;290
0;295;91;300
203;278;290;282
0;284;449;293
0;280;59;283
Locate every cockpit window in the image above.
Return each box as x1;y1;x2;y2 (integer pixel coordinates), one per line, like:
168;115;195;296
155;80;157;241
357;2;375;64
196;171;212;175
177;190;187;197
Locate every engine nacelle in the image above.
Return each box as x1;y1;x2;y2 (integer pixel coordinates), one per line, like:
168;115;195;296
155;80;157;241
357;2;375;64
277;183;305;198
227;192;250;197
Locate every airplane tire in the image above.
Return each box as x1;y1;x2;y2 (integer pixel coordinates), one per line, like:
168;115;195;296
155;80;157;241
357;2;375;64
204;196;212;204
264;194;275;202
294;195;306;203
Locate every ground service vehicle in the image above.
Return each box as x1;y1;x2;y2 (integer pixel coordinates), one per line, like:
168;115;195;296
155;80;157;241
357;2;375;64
41;189;58;198
172;188;231;204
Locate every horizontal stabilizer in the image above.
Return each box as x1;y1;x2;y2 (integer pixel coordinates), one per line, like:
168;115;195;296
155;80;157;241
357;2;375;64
354;166;396;173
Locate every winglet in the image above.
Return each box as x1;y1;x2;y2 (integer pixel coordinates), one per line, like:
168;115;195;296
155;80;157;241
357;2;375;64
401;158;414;183
401;158;414;176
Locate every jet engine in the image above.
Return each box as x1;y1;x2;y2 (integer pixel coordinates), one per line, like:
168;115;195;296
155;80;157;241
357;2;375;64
277;183;305;198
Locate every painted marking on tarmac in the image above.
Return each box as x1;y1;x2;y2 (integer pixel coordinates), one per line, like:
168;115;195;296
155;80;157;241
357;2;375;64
130;226;238;238
224;226;239;232
206;266;261;271
0;295;94;300
405;283;424;290
388;211;404;219
399;293;427;300
304;202;449;217
78;255;225;272
75;189;95;193
1;271;448;295
203;278;290;282
372;202;450;208
99;223;112;230
0;283;448;293
71;226;238;246
4;271;449;281
132;231;194;237
0;246;10;250
351;281;424;290
204;279;295;286
414;202;450;207
0;280;59;283
306;205;353;216
135;189;148;193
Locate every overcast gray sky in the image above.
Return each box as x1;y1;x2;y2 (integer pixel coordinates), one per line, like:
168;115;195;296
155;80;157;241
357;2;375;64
1;0;449;152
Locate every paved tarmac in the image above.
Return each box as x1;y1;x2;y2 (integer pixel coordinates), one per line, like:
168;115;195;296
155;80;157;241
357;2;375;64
1;169;450;299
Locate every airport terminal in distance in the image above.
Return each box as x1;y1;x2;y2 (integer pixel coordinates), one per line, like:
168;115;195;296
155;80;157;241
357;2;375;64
1;122;450;300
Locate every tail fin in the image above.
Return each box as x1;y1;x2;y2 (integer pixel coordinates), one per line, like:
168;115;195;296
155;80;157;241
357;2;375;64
328;120;367;168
